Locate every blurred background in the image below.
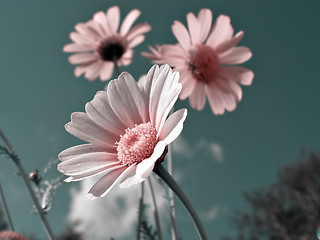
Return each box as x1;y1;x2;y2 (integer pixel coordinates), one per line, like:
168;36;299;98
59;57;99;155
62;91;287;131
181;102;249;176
0;0;320;239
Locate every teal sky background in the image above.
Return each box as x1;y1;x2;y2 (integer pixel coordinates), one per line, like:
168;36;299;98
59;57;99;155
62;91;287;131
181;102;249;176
1;0;320;239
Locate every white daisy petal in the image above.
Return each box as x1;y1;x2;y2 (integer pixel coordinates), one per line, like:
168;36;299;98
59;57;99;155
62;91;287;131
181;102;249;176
59;143;113;161
85;91;127;135
159;109;187;145
58;65;186;198
66;112;117;147
120;141;166;188
58;152;118;176
87;164;135;199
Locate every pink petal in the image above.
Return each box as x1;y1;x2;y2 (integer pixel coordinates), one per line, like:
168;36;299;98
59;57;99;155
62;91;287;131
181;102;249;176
106;6;120;33
75;22;102;39
64;164;124;182
93;11;111;37
187;12;201;45
216;31;244;54
66;112;118;147
217;77;243;101
219;66;254;85
87;20;107;38
120;9;141;36
74;61;97;77
107;73;146;128
85;91;127;136
120;141;166;188
197;8;212;42
68;53;97;64
205;83;226;115
189;81;206;110
159;109;187;145
118;49;133;66
206;15;233;49
70;32;96;45
87;164;135;199
58;152;119;176
63;43;95;52
99;62;114;81
84;60;104;81
219;47;252;65
161;44;187;58
171;21;192;51
126;23;152;41
59;143;113;161
214;80;237;112
128;35;145;48
179;72;197;100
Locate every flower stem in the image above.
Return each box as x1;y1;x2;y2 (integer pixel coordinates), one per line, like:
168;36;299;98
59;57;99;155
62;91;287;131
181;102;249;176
167;108;179;240
136;182;145;240
0;129;56;240
113;55;121;76
154;164;208;240
0;181;14;231
147;177;162;240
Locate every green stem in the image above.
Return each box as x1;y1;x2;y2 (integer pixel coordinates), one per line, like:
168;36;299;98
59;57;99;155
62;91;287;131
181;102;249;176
113;55;121;76
0;129;56;240
154;164;208;240
136;182;145;240
0;181;14;231
167;107;179;240
148;177;162;240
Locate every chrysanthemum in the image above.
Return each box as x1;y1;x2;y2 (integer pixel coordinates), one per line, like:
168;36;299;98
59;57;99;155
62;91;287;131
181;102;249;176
143;9;254;115
58;65;187;199
0;231;26;240
64;6;151;82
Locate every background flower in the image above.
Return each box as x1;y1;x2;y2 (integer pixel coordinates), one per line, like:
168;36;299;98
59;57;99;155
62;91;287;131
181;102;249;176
64;6;151;81
143;8;254;115
58;65;187;198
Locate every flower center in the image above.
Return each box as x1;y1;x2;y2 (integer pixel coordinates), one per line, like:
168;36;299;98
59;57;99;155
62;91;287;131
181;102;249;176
189;45;220;83
116;122;159;166
97;37;125;61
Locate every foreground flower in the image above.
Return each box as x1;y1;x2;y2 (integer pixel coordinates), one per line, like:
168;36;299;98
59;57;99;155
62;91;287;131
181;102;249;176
0;231;26;240
143;9;254;115
64;6;151;81
58;65;187;199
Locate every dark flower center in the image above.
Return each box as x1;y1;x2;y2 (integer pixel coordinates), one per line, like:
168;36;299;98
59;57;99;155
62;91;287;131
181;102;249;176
97;41;125;61
189;44;220;83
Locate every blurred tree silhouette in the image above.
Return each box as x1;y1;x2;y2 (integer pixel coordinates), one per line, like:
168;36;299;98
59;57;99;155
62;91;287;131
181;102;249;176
223;151;320;240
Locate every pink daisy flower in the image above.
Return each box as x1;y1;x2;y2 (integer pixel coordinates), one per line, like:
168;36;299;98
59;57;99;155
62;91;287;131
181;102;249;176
0;231;26;240
64;6;151;82
144;9;254;115
58;65;187;199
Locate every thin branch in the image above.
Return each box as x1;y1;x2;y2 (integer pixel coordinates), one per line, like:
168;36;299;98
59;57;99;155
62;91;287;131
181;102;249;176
167;108;179;240
137;182;145;240
0;129;56;240
0;181;14;231
148;177;162;240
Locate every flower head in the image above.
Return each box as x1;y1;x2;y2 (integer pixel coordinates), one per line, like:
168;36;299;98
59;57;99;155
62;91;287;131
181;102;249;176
58;65;187;199
143;9;254;115
64;6;151;82
0;231;26;240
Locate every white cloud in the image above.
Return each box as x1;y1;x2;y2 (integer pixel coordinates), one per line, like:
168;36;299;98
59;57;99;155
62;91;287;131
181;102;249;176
173;136;224;163
200;205;219;221
68;175;169;240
